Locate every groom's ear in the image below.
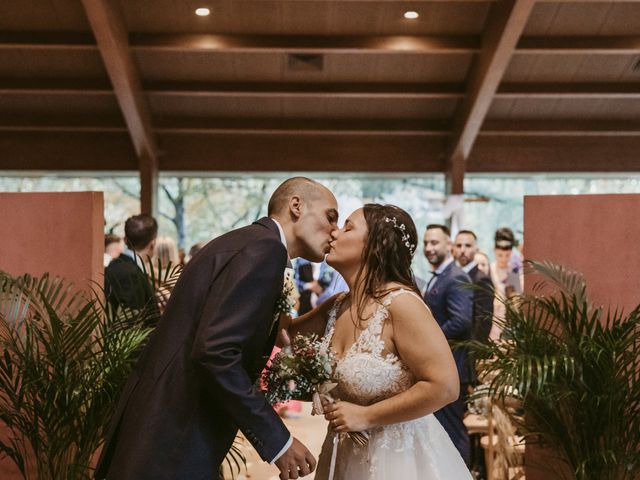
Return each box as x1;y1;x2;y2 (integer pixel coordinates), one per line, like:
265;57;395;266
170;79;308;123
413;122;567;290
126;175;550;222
288;195;303;220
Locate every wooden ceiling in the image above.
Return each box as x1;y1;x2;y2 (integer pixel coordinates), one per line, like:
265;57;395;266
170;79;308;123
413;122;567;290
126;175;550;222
1;0;639;210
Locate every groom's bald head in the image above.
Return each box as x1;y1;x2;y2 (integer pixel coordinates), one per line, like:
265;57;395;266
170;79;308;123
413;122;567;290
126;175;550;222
268;177;330;216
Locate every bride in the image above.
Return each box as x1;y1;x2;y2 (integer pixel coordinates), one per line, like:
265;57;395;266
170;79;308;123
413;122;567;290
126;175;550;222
287;204;472;479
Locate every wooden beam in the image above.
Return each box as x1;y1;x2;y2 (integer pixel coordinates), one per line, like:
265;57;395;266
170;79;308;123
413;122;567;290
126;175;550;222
4;79;639;100
481;119;640;136
0;115;127;132
0;132;137;170
497;82;640;98
446;0;536;194
2;132;639;173
517;36;640;54
153;118;451;136
157;135;447;172
2;31;640;55
145;81;465;99
80;0;158;215
468;136;640;172
4;116;640;138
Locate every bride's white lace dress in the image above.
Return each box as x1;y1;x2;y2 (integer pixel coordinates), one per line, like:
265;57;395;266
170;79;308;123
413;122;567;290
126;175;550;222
315;290;473;480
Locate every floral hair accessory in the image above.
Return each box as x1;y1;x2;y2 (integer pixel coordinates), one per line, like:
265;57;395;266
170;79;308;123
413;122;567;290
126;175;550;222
384;216;416;255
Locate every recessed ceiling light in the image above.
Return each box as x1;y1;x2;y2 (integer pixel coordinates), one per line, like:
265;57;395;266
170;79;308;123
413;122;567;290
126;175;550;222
404;11;419;20
195;7;210;17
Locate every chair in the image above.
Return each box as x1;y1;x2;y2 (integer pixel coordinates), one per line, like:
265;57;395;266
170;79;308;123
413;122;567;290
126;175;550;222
479;404;525;480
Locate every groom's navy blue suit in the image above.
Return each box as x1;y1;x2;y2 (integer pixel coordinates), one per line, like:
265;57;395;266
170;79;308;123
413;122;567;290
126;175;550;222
95;218;291;480
424;260;473;465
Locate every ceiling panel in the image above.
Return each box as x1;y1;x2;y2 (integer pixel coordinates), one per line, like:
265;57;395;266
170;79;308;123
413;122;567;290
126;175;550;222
148;95;459;120
504;54;640;83
0;0;89;31
119;0;491;35
135;51;474;83
488;97;640;120
0;49;109;79
524;2;640;36
0;93;121;117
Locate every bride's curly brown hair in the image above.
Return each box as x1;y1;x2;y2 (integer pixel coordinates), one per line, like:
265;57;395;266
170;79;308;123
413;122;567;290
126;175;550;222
352;204;421;318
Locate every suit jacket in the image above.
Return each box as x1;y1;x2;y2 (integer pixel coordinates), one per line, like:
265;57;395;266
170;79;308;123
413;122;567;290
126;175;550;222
95;218;290;480
424;261;474;384
104;253;155;312
467;265;494;344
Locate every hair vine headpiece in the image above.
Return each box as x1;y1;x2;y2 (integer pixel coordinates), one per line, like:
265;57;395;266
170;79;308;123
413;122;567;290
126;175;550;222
384;216;416;255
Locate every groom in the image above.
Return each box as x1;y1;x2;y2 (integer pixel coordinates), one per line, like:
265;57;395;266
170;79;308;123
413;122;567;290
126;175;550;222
95;177;339;480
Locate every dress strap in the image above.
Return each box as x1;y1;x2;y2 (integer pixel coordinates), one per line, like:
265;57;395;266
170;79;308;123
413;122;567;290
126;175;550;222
324;292;348;337
382;288;422;306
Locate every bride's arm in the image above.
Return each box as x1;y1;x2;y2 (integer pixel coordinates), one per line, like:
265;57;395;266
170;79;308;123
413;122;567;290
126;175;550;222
323;294;459;431
285;293;342;338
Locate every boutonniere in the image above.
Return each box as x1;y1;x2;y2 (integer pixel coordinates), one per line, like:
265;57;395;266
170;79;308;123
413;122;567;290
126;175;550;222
270;269;297;334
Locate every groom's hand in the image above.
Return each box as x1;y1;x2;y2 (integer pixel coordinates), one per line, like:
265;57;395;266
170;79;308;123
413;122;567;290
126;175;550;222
274;437;316;479
275;327;291;348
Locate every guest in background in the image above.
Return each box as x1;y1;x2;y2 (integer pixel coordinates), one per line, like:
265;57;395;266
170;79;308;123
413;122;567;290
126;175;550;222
151;235;180;271
474;251;491;276
186;241;207;263
423;224;474;465
104;214;158;317
453;230;494;345
489;228;523;340
104;233;124;267
151;235;181;313
293;259;334;315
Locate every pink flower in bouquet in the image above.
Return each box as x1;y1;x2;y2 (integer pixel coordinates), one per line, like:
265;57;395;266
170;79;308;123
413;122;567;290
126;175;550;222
288;379;297;392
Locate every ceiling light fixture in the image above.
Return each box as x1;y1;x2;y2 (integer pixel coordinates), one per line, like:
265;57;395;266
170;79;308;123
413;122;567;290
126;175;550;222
195;7;211;17
404;11;419;20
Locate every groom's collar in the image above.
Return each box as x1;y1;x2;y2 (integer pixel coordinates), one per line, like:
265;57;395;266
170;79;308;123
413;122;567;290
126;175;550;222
270;218;288;252
264;217;293;268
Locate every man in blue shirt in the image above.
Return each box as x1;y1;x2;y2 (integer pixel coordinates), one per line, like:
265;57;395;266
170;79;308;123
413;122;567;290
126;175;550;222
423;224;473;465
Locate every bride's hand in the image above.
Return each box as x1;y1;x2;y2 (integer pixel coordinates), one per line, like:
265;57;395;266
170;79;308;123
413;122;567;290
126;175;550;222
322;400;371;433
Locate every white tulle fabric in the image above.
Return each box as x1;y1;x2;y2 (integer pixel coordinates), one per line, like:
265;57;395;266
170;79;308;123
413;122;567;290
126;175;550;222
315;289;473;480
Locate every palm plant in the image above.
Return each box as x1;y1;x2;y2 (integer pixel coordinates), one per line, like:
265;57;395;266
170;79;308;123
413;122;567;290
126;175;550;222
467;261;640;480
0;271;150;480
0;259;247;480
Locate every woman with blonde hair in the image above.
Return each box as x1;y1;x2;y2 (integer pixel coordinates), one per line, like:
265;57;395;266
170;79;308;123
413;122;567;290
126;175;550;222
150;235;181;313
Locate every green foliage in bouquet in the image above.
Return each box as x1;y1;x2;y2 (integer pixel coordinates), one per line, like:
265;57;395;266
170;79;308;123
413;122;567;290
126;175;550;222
262;334;335;404
466;261;640;480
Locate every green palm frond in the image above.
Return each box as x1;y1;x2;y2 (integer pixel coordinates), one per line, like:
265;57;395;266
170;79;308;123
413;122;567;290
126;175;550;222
0;271;150;480
526;260;588;303
464;261;640;480
1;263;247;480
218;436;247;480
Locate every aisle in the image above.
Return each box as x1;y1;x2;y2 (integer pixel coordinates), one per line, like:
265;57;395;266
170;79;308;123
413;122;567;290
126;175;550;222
227;402;327;480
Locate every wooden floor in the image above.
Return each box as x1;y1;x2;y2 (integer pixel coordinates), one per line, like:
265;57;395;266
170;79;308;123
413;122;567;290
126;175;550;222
228;402;328;480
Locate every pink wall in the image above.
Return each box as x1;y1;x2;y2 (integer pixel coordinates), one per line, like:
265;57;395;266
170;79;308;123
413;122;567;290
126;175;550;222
524;193;640;480
0;191;104;291
524;194;640;314
0;191;104;479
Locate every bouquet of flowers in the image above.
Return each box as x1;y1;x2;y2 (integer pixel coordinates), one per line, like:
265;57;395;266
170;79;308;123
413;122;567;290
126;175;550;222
261;334;368;446
262;334;334;404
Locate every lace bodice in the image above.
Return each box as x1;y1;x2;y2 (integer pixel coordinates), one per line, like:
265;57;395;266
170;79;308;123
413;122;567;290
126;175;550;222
315;289;474;479
321;289;417;406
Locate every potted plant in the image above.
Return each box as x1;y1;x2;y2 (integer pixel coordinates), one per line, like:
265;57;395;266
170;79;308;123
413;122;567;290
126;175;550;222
467;261;640;480
0;261;246;480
